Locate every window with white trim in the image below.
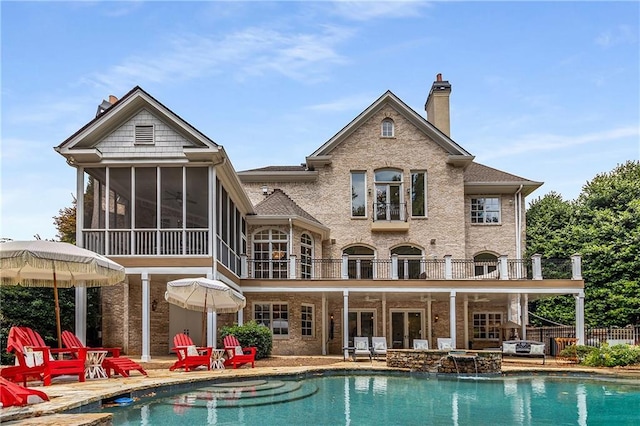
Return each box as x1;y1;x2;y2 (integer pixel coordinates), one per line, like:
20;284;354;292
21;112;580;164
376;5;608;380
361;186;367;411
134;124;154;144
473;312;502;340
381;118;394;137
301;304;314;337
300;233;313;279
351;171;366;217
254;303;289;337
252;229;288;278
410;171;427;217
471;197;500;224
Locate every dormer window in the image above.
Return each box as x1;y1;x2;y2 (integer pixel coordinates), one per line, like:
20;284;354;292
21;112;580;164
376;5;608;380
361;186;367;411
135;124;154;144
381;118;394;137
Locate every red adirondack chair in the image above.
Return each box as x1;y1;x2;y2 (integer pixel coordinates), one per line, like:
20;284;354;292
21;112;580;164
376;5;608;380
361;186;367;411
169;333;212;372
1;326;86;386
0;377;49;407
223;335;256;369
61;330;147;378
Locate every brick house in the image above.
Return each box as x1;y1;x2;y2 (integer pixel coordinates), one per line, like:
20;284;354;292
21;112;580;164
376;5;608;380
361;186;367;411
55;75;585;359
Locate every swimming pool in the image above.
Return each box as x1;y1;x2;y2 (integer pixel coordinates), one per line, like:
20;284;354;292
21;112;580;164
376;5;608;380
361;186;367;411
104;373;640;425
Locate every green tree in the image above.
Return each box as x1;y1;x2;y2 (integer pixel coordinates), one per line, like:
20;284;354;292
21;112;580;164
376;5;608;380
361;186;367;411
526;161;640;327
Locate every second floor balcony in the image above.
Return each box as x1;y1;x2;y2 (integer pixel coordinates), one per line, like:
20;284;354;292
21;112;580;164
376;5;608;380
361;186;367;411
241;254;583;281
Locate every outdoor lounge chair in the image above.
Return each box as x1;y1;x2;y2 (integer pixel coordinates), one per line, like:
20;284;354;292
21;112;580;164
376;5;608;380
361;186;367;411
61;330;147;378
1;326;86;386
413;339;430;350
170;333;212;372
353;337;371;361
371;337;387;360
437;338;454;350
223;335;256;369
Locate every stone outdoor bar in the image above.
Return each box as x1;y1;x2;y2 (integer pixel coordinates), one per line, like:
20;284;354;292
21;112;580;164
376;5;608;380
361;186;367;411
386;349;502;374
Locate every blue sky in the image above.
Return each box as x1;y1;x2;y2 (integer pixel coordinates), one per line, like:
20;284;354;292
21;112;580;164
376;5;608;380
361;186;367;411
1;1;638;241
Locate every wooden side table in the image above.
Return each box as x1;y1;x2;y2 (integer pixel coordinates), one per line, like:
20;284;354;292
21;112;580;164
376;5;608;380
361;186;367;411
85;350;108;379
211;349;226;370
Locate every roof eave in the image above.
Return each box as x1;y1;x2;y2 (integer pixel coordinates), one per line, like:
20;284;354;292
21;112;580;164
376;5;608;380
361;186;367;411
237;170;319;183
464;181;544;197
246;215;330;240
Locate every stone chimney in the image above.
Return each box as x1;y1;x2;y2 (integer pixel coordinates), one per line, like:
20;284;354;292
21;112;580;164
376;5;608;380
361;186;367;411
425;73;452;137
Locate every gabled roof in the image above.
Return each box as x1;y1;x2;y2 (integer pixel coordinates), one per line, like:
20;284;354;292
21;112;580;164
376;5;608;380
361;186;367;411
248;189;329;239
55;86;221;164
306;90;474;169
464;162;543;196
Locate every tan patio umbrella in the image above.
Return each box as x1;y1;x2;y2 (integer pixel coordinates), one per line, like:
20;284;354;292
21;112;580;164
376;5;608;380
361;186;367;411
165;277;246;346
0;240;126;348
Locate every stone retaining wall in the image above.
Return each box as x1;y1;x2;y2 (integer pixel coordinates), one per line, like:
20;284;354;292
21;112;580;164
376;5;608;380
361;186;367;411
387;349;502;374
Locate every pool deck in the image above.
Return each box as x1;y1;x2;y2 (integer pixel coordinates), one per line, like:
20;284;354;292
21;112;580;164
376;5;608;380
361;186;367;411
2;356;639;425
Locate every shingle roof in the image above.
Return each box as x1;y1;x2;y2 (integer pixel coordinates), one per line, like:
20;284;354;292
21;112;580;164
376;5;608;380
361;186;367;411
243;165;307;172
254;189;321;224
464;162;536;183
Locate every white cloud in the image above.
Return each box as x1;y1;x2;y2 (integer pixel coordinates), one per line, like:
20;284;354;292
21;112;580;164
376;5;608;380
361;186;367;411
83;25;353;93
331;0;430;21
479;126;640;161
595;25;637;48
305;93;375;112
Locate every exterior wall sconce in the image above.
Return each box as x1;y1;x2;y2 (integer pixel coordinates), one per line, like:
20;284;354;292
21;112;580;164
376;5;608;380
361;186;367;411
151;299;158;312
368;188;372;196
434;314;439;323
430;239;436;245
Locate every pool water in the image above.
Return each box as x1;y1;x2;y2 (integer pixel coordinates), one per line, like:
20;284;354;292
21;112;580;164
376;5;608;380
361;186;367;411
104;374;640;425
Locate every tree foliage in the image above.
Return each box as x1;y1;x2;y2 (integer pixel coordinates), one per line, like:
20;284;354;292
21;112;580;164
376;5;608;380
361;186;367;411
526;161;640;327
0;196;102;365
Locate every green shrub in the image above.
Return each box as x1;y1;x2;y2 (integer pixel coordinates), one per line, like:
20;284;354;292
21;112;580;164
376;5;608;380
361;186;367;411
582;343;640;367
219;321;272;359
559;345;597;363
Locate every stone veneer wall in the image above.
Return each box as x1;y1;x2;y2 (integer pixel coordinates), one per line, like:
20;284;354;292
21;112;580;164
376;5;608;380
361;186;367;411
386;349;502;374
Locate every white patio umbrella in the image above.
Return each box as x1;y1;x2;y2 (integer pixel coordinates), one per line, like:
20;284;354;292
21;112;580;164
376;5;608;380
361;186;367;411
0;240;126;348
165;277;246;346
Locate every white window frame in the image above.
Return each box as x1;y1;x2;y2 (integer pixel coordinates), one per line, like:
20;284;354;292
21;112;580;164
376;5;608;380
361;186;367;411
300;233;313;279
254;302;289;338
350;171;367;218
301;304;314;338
471;197;501;224
410;170;427;217
472;312;502;340
381;118;394;137
252;228;288;278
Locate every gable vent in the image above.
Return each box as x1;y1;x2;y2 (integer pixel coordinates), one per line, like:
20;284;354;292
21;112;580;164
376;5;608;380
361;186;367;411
135;124;154;144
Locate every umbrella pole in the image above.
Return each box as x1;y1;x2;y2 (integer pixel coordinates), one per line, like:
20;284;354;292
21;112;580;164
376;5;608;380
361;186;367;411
53;268;63;350
201;289;207;347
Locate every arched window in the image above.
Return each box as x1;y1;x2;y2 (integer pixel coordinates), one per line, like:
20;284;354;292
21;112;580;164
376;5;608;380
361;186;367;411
474;253;498;277
300;233;313;279
253;229;288;279
344;245;374;279
391;245;423;279
381;118;394;137
374;169;404;221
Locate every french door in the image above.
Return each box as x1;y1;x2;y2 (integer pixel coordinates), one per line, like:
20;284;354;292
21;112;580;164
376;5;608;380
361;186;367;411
348;310;375;347
390;310;424;349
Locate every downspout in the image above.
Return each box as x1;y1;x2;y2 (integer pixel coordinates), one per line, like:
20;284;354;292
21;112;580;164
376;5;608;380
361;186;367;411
514;184;523;260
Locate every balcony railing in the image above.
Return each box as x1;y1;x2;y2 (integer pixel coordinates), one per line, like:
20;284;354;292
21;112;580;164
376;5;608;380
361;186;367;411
83;229;209;256
241;254;583;281
373;202;407;222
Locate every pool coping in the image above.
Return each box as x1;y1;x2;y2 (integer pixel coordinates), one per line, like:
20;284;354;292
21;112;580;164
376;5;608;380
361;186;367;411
2;363;640;425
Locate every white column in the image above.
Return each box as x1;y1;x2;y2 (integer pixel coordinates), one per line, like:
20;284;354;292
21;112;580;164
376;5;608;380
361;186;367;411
321;294;327;355
76;167;84;248
382;293;387;338
391;254;398;280
206;272;216;348
444;255;453;279
532;254;542;280
520;293;527;340
499;255;509;280
341;254;349;279
463;295;469;349
141;272;151;361
75;286;87;344
449;291;457;349
576;291;585;344
237;309;244;326
571;254;583;280
343;290;349;359
426;296;432;347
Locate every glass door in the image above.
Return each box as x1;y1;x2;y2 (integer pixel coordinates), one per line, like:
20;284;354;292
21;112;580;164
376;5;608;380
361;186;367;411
348;310;375;347
390;310;424;348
